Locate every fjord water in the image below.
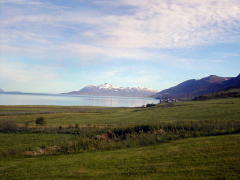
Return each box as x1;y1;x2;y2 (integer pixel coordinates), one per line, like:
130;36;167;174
0;93;159;107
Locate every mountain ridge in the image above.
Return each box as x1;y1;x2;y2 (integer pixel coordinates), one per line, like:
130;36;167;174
62;83;158;97
154;74;240;99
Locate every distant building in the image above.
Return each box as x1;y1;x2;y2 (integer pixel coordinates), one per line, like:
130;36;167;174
159;98;178;103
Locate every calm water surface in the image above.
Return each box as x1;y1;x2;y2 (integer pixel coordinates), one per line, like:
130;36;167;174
0;93;159;107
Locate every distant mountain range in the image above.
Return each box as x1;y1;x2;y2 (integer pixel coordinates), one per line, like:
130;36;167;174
62;83;158;97
154;74;240;99
0;89;59;96
2;74;240;100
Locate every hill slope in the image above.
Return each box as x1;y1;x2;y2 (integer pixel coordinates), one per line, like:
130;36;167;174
154;74;240;99
193;88;240;100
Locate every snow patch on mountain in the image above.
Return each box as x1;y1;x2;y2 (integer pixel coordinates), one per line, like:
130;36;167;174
63;83;158;97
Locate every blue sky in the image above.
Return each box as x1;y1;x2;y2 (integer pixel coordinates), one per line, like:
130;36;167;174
0;0;240;93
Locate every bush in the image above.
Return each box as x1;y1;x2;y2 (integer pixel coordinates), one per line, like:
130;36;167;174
146;103;156;108
0;120;18;132
35;117;46;125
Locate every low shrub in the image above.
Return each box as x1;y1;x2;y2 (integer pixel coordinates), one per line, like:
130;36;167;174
146;103;156;108
0;120;18;132
35;117;46;125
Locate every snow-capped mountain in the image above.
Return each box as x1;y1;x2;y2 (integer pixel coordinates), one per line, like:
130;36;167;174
62;83;158;97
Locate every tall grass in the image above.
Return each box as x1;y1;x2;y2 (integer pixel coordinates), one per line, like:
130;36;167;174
1;117;240;156
48;120;240;155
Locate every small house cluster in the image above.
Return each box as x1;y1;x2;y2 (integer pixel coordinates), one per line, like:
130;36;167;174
159;98;178;103
141;97;178;108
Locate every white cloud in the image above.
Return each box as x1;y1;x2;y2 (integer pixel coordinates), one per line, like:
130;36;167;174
62;43;152;60
0;0;239;61
0;0;43;5
102;0;240;48
0;59;63;92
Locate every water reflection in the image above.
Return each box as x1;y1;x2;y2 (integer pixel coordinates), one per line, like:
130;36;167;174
0;93;159;107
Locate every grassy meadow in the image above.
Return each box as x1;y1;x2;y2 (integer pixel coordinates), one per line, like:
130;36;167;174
0;98;240;179
1;98;240;127
1;134;240;180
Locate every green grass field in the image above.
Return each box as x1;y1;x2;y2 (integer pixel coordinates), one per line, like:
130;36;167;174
0;133;73;155
0;98;240;179
1;98;240;128
1;134;239;180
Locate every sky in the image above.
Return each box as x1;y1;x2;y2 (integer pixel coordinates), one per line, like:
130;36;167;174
0;0;240;93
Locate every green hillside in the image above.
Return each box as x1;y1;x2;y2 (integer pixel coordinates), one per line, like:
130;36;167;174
194;88;240;100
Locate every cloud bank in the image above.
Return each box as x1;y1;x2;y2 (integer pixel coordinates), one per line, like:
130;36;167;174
1;0;239;60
